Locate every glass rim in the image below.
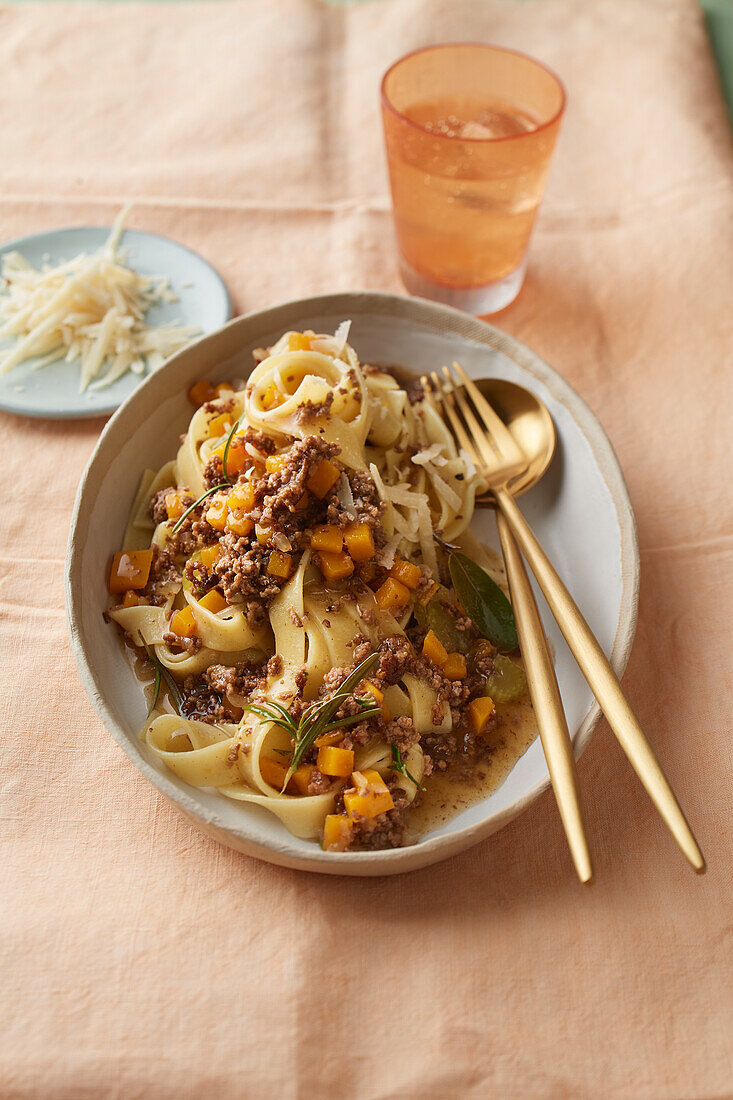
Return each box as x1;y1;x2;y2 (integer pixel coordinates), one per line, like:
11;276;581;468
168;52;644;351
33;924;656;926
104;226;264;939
380;42;567;144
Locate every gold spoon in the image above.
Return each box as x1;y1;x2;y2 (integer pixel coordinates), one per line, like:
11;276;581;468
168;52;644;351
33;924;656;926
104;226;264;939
430;375;593;883
454;372;705;874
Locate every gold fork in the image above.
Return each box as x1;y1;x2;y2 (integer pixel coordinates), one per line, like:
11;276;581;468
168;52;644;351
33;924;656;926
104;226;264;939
427;362;705;874
422;370;593;883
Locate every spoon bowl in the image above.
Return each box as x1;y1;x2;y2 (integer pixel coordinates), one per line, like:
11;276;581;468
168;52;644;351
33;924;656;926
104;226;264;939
475;377;556;499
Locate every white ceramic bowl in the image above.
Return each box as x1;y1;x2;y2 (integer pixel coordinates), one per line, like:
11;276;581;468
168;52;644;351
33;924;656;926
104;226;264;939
66;293;639;876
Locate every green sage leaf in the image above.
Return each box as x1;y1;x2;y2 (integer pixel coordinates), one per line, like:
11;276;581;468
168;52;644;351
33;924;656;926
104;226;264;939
449;552;517;650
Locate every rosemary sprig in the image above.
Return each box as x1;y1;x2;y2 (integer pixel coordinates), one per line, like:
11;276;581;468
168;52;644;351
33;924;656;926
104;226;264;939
242;653;381;791
144;644;184;714
147;659;162;720
171;482;229;534
389;743;425;791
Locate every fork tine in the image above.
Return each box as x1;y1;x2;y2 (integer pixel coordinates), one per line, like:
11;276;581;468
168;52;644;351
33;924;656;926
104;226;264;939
440;365;503;473
427;372;486;472
451;361;525;466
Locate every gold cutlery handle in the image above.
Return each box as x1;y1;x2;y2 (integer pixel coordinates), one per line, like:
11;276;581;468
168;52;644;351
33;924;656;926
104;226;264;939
495;488;705;873
497;512;594;883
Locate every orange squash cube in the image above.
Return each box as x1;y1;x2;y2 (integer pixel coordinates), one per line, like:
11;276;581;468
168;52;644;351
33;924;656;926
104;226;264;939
306;459;340;499
390;558;422;589
164;491;187;520
317;746;354;778
205;495;229;531
170;606;197;638
323;814;352;852
259;756;289;791
265;453;289;474
198;589;228;614
198;544;221;569
187;379;215;407
418;580;440;606
119;590;140;608
422;629;448;669
468;696;496;736
226;511;254;537
314;730;345;748
109;549;154;594
288;332;311;351
267;550;293;579
221;438;249;477
374;576;411;613
294;493;309;511
442;652;467;680
207;412;233;439
227;481;256;511
344;522;375;562
310;525;343;554
214;382;235;399
360;680;391;720
262;382;285;409
317;550;354;581
344;770;394;819
291;765;314;796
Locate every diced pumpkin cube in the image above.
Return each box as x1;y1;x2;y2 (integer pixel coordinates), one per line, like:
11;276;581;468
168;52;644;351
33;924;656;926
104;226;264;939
259;756;289;791
317;746;355;778
265;453;289;474
291;765;314;796
119;590;140;608
109;549;154;594
288;332;311;351
310;525;343;554
164;491;187;520
294;493;309;511
314;730;345;748
205;495;229;531
227;481;256;511
344;770;394;819
170;606;197;638
344;522;375;563
262;382;285;410
390;558;422;589
317;550;354;581
468;696;496;735
422;629;448;669
207;412;233;439
214;382;235;398
323;814;352;852
306;459;340;499
267;551;293;579
255;524;271;544
187;379;215;407
418;580;440;606
226;511;254;537
374;576;411;613
198;589;228;614
360;680;391;720
221;438;249;477
443;652;468;680
198;544;222;568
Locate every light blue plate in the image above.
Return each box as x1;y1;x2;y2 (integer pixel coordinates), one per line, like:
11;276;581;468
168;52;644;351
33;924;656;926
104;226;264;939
0;226;232;419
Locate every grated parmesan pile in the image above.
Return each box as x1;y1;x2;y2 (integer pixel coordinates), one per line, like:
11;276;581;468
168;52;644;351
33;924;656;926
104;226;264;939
0;209;201;391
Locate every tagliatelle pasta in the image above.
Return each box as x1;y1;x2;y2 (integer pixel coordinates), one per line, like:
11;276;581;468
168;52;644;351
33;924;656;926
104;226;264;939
106;325;532;851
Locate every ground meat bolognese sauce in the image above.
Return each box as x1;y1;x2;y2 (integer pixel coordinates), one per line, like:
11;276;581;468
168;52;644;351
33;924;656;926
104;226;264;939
106;325;532;852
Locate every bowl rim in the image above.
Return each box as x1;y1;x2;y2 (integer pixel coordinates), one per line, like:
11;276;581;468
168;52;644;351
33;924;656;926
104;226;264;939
65;291;639;875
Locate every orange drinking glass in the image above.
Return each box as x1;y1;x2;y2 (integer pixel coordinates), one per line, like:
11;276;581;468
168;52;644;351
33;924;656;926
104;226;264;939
381;44;565;314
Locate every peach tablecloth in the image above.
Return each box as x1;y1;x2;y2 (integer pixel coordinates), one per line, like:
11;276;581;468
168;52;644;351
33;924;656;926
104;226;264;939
1;1;731;1096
